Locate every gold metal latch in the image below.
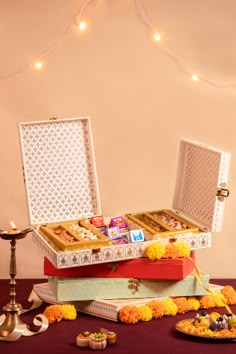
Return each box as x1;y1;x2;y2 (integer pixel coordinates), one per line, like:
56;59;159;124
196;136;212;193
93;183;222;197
128;278;140;293
217;187;230;201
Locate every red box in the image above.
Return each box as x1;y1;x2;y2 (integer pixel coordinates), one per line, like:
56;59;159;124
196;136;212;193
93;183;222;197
44;251;195;280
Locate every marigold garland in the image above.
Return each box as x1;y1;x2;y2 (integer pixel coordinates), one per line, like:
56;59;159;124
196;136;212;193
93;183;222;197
43;304;77;323
221;286;236;305
146;300;166;319
175;242;191;258
43;304;64;324
138;305;153;322
146;242;191;260
199;294;216;309
118;305;141;324
61;304;77;320
187;297;200;311
146;243;165;261
163;244;180;259
172;297;190;314
117;285;236;325
161;299;178;316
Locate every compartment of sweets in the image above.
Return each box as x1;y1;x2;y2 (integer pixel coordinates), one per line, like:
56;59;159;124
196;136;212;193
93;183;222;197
125;212;171;237
40;219;111;251
149;209;199;233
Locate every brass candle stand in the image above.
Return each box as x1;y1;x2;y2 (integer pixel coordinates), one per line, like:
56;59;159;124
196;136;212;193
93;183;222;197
0;226;48;341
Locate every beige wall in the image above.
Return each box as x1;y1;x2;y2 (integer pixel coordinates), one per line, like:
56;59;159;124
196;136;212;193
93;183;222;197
0;0;235;279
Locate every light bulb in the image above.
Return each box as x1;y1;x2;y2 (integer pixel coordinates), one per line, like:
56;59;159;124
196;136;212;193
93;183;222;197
192;74;199;81
34;61;43;70
78;21;87;31
153;32;161;41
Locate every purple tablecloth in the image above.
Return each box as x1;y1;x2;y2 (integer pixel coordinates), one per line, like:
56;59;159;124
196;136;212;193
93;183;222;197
1;278;236;354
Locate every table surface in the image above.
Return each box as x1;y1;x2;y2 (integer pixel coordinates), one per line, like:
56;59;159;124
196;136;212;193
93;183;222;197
1;278;236;354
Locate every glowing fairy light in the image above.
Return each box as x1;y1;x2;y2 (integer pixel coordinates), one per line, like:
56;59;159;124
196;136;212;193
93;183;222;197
34;61;43;70
192;74;199;81
153;32;161;41
78;21;87;31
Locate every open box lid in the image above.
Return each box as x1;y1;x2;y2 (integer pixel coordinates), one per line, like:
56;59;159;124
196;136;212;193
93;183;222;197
18;117;101;225
173;139;231;232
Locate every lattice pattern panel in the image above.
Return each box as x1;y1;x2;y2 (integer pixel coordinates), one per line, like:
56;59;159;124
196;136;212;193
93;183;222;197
174;142;222;230
19;118;101;225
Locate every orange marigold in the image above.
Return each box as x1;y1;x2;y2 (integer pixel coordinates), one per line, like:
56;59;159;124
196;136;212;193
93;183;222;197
43;304;64;324
199;295;215;309
163;244;180;259
119;305;140;324
221;286;236;305
146;300;165;319
172;297;190;314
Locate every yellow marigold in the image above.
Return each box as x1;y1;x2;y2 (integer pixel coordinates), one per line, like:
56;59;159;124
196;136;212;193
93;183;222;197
161;299;178;316
221;286;236;305
43;304;63;324
163;244;180;259
138;305;153;322
175;242;191;258
146;243;166;261
119;305;140;324
172;297;189;314
146;300;165;319
61;304;77;320
199;295;215;309
187;297;200;311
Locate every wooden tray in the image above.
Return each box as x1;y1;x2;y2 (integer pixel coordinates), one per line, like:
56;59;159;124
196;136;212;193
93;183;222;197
125;209;199;240
40;219;111;251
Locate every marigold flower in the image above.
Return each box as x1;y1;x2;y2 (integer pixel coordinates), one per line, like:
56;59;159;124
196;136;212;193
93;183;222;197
199;295;215;309
161;299;178;316
172;297;189;314
187;297;200;311
175;242;191;257
43;304;63;324
163;244;180;259
138;305;153;322
146;243;166;261
221;286;236;305
146;300;165;319
119;305;140;324
61;304;77;320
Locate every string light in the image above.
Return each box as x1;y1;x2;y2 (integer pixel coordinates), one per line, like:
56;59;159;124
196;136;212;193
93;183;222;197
153;32;161;41
78;21;87;31
0;0;235;88
192;74;199;81
34;61;43;70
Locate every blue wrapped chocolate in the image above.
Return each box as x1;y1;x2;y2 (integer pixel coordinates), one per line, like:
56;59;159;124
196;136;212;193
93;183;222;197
126;229;145;243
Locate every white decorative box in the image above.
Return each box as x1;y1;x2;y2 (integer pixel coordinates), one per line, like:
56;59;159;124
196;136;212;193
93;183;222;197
18;118;230;269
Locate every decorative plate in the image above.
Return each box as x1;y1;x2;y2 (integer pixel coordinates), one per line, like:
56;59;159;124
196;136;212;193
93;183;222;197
175;318;236;341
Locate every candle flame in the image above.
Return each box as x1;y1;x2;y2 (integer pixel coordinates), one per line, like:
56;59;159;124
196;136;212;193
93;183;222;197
10;221;16;229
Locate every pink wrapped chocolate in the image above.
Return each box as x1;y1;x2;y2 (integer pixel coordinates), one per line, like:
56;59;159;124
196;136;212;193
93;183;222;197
109;216;127;229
